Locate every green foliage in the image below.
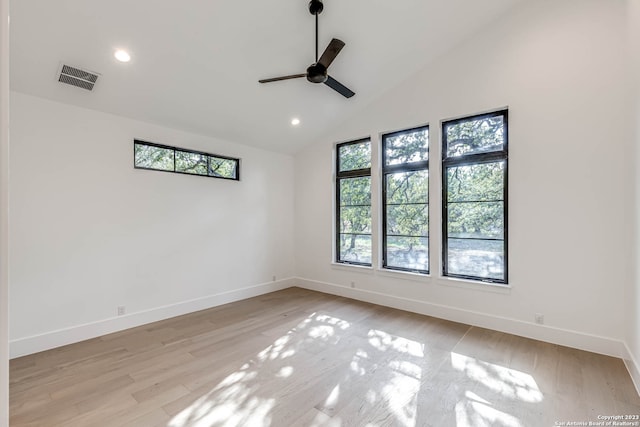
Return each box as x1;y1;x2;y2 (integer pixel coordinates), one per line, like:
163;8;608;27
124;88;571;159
448;202;504;239
337;140;372;263
444;114;507;280
447;162;505;239
445;116;504;157
176;151;207;175
340;177;371;207
447;162;504;202
386;171;428;239
384;129;428;165
209;157;237;179
380;128;429;270
135;144;173;171
135;143;238;179
338;177;372;262
338;141;371;172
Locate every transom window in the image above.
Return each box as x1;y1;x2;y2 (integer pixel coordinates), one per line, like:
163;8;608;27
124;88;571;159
382;125;429;273
335;138;372;266
134;140;239;180
442;110;508;283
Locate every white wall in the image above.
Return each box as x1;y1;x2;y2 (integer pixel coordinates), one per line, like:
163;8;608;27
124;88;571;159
629;0;640;391
5;0;636;385
9;92;295;357
1;0;9;421
295;0;632;357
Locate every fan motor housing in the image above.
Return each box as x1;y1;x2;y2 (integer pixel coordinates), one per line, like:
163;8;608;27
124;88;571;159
306;63;328;83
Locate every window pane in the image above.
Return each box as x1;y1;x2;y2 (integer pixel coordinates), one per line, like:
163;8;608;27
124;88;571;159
338;176;371;264
338;141;371;172
386;204;428;236
445;115;505;157
135;143;174;171
340;177;371;206
340;206;371;234
386;236;428;271
209;156;238;179
175;150;207;175
447;239;504;280
448;201;504;240
339;234;372;264
336;139;371;266
386;171;428;204
385;128;429;165
447;162;505;202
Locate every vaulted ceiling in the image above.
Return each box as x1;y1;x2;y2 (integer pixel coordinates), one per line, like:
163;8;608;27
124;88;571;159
10;0;522;154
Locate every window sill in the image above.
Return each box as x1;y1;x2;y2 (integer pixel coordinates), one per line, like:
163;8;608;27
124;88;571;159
331;262;375;274
436;276;512;294
376;268;432;282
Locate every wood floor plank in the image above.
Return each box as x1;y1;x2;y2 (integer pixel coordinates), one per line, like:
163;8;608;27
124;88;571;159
9;287;640;426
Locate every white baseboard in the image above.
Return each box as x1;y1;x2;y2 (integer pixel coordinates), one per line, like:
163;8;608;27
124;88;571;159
10;278;296;359
11;275;638;397
295;277;628;359
624;343;640;397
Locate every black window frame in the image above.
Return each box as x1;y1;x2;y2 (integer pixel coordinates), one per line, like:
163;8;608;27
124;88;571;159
335;137;372;267
133;139;240;181
381;124;430;274
441;109;508;284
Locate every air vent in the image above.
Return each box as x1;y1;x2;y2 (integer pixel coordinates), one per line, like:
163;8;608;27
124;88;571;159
57;64;100;91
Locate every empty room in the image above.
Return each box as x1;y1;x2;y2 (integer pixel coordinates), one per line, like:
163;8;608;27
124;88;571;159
2;0;640;425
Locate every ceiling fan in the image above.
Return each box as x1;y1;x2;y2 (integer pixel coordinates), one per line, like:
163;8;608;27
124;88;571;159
258;0;355;98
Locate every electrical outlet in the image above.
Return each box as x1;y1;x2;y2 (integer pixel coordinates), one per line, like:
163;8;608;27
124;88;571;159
534;313;544;324
117;306;126;316
350;281;355;288
272;275;276;282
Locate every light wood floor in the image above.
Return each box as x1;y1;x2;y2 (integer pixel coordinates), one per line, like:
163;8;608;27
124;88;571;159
9;288;640;427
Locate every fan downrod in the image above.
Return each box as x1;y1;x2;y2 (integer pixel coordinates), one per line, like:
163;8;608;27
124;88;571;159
308;0;323;15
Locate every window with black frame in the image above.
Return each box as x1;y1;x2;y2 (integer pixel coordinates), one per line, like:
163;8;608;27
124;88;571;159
336;138;372;266
382;125;429;273
134;140;239;180
442;110;508;284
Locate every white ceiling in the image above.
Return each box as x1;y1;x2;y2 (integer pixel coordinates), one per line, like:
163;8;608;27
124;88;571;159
10;0;522;154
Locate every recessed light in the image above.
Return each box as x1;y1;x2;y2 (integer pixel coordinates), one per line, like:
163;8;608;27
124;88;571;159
291;118;300;126
114;49;131;63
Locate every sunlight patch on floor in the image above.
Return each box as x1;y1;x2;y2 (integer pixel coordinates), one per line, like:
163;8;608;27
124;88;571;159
382;367;421;427
451;352;543;403
315;314;351;330
450;353;543;427
169;311;355;426
368;329;424;358
257;334;291;362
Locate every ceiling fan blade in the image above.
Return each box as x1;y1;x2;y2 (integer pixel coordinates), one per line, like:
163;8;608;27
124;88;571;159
317;38;345;69
324;75;355;98
259;74;306;83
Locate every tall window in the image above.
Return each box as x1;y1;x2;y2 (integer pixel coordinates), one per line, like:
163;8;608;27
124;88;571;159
336;138;372;266
442;110;508;283
382;126;429;273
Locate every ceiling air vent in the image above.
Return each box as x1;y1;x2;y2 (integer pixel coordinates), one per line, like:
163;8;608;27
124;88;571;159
57;64;100;91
